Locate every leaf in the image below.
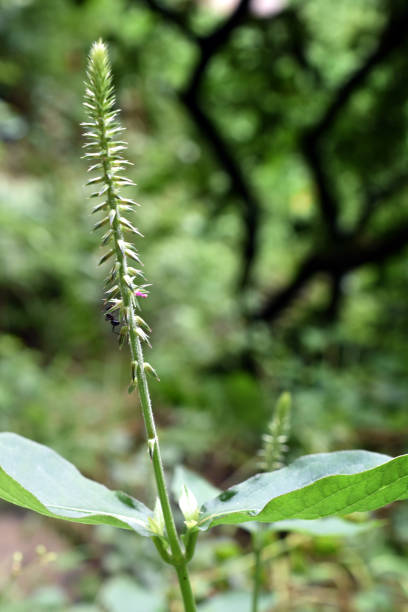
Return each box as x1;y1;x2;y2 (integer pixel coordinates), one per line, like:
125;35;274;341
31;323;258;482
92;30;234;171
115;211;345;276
68;607;102;612
240;516;382;537
172;465;220;508
198;450;408;529
0;433;152;536
269;517;383;537
197;591;275;612
99;576;165;612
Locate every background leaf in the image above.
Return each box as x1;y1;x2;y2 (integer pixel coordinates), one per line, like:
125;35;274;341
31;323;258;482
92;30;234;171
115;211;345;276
197;591;275;612
199;450;408;528
0;433;152;536
98;576;165;612
269;517;383;537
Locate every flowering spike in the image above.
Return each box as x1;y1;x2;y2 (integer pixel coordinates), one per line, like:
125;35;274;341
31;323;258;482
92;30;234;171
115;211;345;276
82;39;154;353
81;44;200;592
258;392;292;472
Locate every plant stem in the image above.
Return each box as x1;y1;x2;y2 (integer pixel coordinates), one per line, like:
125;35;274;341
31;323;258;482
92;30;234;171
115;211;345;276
103;111;184;567
175;562;198;611
107;133;197;612
128;319;197;611
84;42;197;610
102;140;197;611
251;536;263;612
185;530;199;563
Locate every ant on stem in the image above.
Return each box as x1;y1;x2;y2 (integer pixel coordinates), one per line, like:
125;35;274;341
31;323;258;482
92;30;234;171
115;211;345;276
105;311;120;334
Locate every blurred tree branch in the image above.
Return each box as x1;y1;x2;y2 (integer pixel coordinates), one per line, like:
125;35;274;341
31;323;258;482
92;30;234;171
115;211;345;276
142;0;260;290
141;0;408;328
144;0;196;42
257;2;408;323
356;172;408;233
257;218;408;322
300;3;408;238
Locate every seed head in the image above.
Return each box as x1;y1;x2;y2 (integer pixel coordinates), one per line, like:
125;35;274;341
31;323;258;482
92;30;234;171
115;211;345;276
82;40;151;347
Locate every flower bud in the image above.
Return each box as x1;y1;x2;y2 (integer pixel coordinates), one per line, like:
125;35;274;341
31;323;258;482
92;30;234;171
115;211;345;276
178;485;200;529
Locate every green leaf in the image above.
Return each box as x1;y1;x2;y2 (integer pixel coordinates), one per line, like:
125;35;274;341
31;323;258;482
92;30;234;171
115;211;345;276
172;465;220;508
269;517;383;537
0;433;152;536
197;591;275;612
198;450;408;529
240;516;382;537
99;576;165;612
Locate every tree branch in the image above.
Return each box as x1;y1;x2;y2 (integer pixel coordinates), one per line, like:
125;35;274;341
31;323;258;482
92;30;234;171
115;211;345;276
310;6;408;142
256;219;408;322
144;0;259;289
189;0;251;92
356;171;408;233
180;88;259;288
301;4;408;238
181;0;262;289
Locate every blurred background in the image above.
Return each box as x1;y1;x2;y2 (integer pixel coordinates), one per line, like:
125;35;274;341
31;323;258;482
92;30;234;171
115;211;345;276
1;0;408;609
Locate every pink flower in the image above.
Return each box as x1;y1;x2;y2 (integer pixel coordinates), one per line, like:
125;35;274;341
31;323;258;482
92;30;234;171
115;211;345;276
135;290;148;298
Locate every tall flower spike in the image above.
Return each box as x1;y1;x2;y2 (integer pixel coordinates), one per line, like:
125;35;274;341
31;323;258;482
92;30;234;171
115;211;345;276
82;42;197;610
82;40;150;345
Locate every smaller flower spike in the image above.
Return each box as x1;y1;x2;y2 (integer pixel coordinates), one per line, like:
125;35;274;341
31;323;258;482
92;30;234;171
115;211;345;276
82;40;150;348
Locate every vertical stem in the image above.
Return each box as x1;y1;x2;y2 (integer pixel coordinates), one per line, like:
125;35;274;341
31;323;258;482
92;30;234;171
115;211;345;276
175;563;198;612
105;139;183;564
84;42;197;611
133;331;181;559
251;536;263;612
128;322;197;612
107;169;196;610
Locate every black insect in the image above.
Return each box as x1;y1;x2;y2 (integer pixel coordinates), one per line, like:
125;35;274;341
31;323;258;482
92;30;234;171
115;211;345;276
105;312;121;334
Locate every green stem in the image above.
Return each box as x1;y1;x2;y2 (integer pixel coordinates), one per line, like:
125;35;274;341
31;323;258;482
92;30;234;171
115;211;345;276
184;530;199;563
94;87;197;612
132;332;197;611
251;537;263;612
152;536;173;565
175;563;198;612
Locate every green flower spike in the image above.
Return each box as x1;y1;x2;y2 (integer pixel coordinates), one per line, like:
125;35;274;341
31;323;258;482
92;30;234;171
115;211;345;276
258;391;291;472
82;40;150;348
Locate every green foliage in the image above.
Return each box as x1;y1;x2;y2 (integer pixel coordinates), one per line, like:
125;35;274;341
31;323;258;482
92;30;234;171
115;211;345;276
197;592;275;612
2;0;408;608
199;451;408;529
0;433;404;544
99;576;165;612
0;433;152;535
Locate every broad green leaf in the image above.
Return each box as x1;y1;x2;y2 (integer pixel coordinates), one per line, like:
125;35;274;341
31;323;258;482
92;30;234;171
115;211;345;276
172;465;220;508
198;591;275;612
0;433;152;536
99;576;165;612
198;450;408;529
